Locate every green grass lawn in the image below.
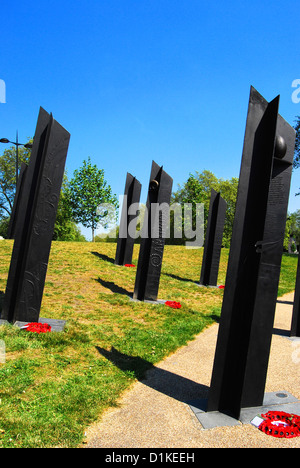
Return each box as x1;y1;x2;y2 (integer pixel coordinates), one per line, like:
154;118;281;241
0;240;297;447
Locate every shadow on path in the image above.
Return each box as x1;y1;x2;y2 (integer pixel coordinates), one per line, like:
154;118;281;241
96;346;209;403
272;327;291;337
276;299;294;306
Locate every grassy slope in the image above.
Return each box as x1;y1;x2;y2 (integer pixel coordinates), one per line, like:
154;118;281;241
0;241;297;447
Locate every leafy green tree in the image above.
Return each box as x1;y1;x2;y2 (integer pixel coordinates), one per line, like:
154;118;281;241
172;170;238;247
52;173;86;241
0;217;10;238
217;177;239;246
68;157;118;241
293;116;300;169
0;140;32;219
284;210;300;251
0;142;81;240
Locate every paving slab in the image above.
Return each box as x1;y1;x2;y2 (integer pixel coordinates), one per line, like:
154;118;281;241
187;391;300;429
0;317;66;332
84;292;300;448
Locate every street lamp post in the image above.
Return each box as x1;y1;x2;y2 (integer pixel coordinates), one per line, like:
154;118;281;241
0;131;32;187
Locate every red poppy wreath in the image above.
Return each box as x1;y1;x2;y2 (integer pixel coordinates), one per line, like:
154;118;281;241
165;301;182;309
23;322;52;334
258;411;300;438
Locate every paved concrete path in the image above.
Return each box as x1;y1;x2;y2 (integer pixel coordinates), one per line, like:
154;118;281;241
84;292;300;448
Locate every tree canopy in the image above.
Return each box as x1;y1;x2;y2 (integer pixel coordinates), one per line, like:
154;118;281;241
0;140;83;241
172;169;238;247
52;173;86;242
68;157;118;241
293;116;300;169
0;141;32;219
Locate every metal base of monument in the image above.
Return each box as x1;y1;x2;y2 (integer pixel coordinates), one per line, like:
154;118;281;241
187;391;300;429
272;329;300;342
197;283;219;289
284;335;300;342
0;317;66;332
129;295;166;305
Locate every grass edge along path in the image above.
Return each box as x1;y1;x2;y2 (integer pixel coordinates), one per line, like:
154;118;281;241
0;241;297;448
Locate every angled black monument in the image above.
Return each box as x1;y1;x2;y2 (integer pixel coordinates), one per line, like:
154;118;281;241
206;87;296;419
133;161;173;302
1;107;70;324
199;189;227;287
7;162;28;239
291;254;300;337
115;172;141;266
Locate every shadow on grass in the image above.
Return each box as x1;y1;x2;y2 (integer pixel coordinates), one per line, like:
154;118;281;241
96;346;209;402
164;272;195;283
207;313;221;323
96;277;131;296
91;251;115;264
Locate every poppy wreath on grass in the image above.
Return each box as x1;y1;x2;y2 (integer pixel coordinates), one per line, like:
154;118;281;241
124;264;135;267
23;322;52;334
259;411;300;438
165;301;182;309
218;285;225;289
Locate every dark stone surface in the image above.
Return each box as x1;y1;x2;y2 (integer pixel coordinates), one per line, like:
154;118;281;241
7;162;28;239
199;189;226;286
1;107;70;324
207;87;295;419
133;161;173;302
115;172;141;266
291;254;300;337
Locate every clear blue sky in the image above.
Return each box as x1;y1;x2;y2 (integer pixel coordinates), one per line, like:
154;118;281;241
1;0;300;239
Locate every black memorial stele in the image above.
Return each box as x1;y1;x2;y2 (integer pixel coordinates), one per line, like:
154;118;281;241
291;254;300;337
115;172;141;266
199;189;226;287
206;87;296;419
1;107;70;325
133;161;173;302
7;162;28;239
